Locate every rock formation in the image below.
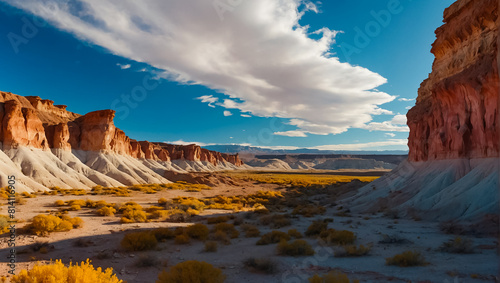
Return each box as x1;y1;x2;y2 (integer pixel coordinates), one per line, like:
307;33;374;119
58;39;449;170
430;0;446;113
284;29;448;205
344;0;499;222
0;91;243;191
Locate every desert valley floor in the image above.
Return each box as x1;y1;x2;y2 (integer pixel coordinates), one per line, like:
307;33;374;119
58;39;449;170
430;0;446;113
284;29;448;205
0;170;498;283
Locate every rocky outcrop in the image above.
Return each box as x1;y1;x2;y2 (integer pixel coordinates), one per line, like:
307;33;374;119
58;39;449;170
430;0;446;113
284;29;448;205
407;0;499;161
0;91;243;166
344;0;499;223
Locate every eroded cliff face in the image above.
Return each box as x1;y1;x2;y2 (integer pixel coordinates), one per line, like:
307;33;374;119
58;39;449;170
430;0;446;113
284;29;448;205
407;0;499;161
0;91;242;166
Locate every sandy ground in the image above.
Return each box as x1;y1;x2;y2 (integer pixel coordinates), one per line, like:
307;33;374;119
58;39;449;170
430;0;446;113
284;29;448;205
0;175;498;283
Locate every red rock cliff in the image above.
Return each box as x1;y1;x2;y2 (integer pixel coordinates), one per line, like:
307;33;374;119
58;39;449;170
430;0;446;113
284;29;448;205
0;91;243;166
407;0;499;162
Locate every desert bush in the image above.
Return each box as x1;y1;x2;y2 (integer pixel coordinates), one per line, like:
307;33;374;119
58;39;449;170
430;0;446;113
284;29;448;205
241;224;260;238
260;214;291;228
121;231;158;251
0;215;10;234
287;229;303;239
243;257;278;274
54;200;65;206
213;223;239;239
74;238;94;248
204;241;218;252
276;240;315;256
308;271;359;283
152;228;175;241
186;224;210;240
257;231;291;245
334;244;372;257
11;259;122;283
68;199;87;207
31;241;54;253
135;255;161;268
439;237;475;254
157;260;226;283
320;229;356;245
207;215;230;224
292;205;326;217
121;210;148;223
63;215;83;228
158;197;168;205
174;234;191;245
70;205;81;211
27;214;80;236
97;206;117;216
385;251;428;267
305;221;328;237
211;230;230;245
379;234;410;244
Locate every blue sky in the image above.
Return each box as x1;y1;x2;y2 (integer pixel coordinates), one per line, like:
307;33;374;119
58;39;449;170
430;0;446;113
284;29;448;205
0;0;455;151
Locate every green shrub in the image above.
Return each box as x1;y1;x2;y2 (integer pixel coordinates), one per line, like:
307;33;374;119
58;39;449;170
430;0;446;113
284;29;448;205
385;251;428;267
204;241;218;252
276;240;315;256
320;229;356;245
257;231;291;245
121;231;158;251
156;260;226;283
308;271;359;283
243;257;278;274
305;221;328;237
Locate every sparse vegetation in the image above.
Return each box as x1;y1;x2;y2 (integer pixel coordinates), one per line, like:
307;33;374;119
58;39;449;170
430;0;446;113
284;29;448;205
204;241;218;252
276;239;315;256
0;215;10;234
439;237;475;254
385;251;428;267
257;231;291;245
11;259;122;283
243;257;278;274
96;206;117;216
157;260;226;283
174;234;191;245
308;271;359;283
26;214;83;236
135;255;161;268
334;244;372;257
213;223;239;239
287;229;303;239
260;214;291;228
241;224;261;238
305;220;328;237
319;229;356;245
293;205;326;217
207;215;230;224
121;231;158;251
186;223;210;240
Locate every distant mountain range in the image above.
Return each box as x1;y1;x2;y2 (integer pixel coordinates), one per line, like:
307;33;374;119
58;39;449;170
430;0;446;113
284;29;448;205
203;145;409;156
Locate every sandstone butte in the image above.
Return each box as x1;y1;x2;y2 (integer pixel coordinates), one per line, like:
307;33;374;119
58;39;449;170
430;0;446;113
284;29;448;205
0;92;243;166
407;0;499;161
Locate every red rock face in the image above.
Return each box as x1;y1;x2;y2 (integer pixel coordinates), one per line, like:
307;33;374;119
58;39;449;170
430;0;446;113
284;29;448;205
407;0;499;162
0;93;243;166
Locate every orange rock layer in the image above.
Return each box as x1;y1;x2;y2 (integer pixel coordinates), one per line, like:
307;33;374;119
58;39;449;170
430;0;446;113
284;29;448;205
407;0;499;161
0;92;242;166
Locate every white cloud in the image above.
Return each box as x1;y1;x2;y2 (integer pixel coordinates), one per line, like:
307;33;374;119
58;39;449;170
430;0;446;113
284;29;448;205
312;139;408;151
223;110;233;116
274;130;308;137
363;114;409;132
241;114;251;118
166;140;209;147
398;98;415;102
405;106;412;110
197;95;218;108
7;0;395;135
117;63;131;70
385;133;396;137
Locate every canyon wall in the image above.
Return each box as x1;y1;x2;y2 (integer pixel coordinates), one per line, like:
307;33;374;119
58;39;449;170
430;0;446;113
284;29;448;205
345;0;499;222
0;91;242;166
407;0;499;161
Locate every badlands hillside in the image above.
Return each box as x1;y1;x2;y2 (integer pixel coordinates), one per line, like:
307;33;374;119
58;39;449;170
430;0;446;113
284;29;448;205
0;92;243;192
345;0;499;222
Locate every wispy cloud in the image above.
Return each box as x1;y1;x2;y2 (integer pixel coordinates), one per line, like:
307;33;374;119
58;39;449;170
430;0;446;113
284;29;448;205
385;133;396;137
7;0;396;135
197;95;218;108
398;98;415;102
165;140;209;147
117;63;131;70
223;110;233;117
241;114;251;118
363;114;409;132
274;130;308;137
312;139;408;151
